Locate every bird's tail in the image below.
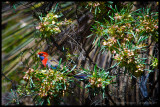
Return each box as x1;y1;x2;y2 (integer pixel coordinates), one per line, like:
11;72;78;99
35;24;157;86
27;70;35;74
73;73;89;79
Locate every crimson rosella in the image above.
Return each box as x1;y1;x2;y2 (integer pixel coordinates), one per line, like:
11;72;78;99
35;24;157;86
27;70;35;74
37;52;60;69
37;52;88;79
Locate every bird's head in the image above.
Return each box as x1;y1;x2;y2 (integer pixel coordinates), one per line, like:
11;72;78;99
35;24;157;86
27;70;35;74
37;52;49;60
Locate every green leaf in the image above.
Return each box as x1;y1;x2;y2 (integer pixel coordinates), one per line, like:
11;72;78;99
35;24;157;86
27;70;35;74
109;16;114;20
47;98;50;105
147;7;151;14
58;58;62;68
39;16;42;21
86;34;93;38
109;4;115;12
138;58;148;60
13;5;16;9
85;83;91;88
103;29;108;34
92;36;97;44
107;1;113;4
98;7;101;13
107;10;111;15
95;7;97;16
110;62;120;69
11;89;15;97
132;8;142;14
94;64;97;76
97;38;101;47
144;69;153;73
102;91;105;99
85;4;89;8
109;76;116;81
132;32;136;39
115;5;118;12
117;39;121;48
30;77;35;87
137;36;148;45
71;65;77;72
53;3;59;13
41;99;45;105
90;6;92;12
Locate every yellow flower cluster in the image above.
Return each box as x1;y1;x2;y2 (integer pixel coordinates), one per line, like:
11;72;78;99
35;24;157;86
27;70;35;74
107;23;133;40
113;47;146;77
23;68;69;98
88;72;112;88
36;12;72;37
89;77;103;88
114;48;135;63
37;70;68;97
88;2;100;8
138;14;158;33
103;37;117;47
23;68;34;80
135;64;144;73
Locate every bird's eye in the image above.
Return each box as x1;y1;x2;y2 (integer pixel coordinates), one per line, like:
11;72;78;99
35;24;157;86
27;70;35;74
39;53;43;56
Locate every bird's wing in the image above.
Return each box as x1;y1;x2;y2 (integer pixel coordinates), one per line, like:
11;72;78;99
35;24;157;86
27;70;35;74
47;59;59;66
47;56;63;69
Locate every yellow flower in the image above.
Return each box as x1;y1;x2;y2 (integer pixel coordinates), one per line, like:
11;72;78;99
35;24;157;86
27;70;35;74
53;15;58;18
128;15;131;17
136;29;139;32
103;41;107;46
89;79;95;85
44;22;49;26
97;78;102;82
154;25;158;29
115;13;118;16
52;21;55;24
94;2;100;7
36;25;41;29
114;54;119;59
97;83;102;87
53;27;61;33
112;50;116;54
59;77;63;80
135;70;138;72
114;15;122;20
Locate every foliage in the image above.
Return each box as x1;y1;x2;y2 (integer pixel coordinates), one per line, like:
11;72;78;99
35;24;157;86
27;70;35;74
80;1;113;17
36;12;72;38
84;64;115;89
90;3;158;77
2;1;159;106
150;55;158;69
17;66;70;104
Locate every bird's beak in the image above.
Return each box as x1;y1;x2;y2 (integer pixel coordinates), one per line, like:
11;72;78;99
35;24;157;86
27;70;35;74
37;54;39;58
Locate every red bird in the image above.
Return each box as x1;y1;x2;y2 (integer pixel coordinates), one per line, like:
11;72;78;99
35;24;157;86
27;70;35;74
37;52;60;69
37;52;88;79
